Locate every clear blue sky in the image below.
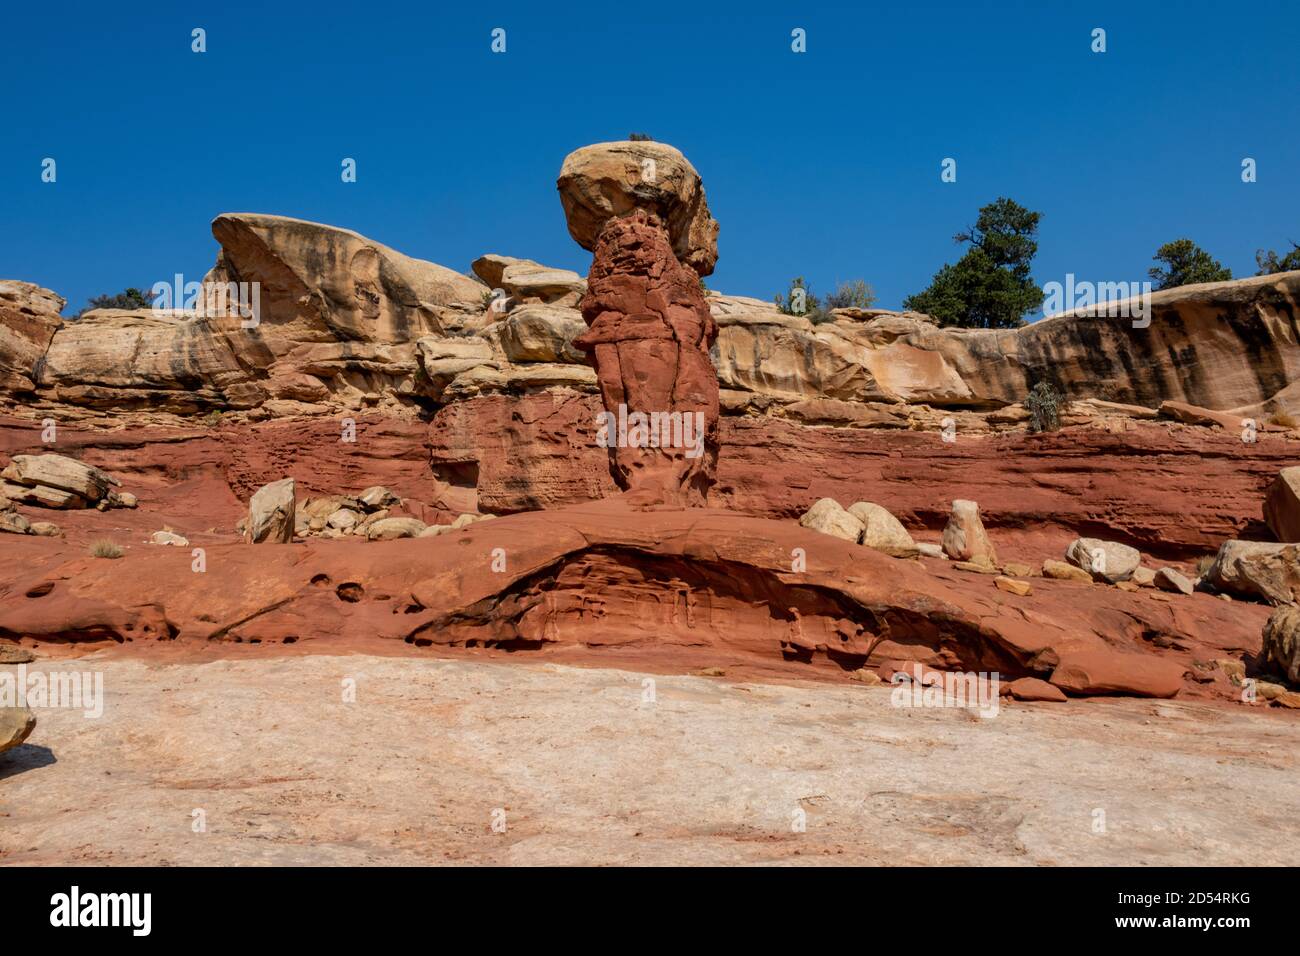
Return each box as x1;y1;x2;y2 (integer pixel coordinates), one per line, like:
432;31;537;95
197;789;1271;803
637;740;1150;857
4;0;1298;317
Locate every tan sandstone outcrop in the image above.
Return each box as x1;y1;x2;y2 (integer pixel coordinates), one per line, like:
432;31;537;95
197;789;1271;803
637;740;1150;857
557;140;719;276
0;281;64;394
715;273;1300;412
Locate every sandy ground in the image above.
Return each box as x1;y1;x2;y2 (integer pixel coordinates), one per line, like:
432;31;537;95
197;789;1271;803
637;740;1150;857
2;652;1297;866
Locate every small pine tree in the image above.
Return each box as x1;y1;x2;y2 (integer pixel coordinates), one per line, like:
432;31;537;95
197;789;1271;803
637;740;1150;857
903;198;1044;329
1148;239;1231;290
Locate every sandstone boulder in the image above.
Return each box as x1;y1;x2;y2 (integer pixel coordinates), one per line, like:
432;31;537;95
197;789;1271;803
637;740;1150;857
300;495;365;521
499;262;585;305
941;500;997;566
472;254;535;291
1154;567;1195;595
327;508;363;532
1041;559;1092;582
846;501;917;557
358;486;399;509
799;498;864;543
995;576;1033;597
494;304;586;364
366;517;427;541
558;141;719;276
1264;466;1300;542
1050;650;1185;698
1007;677;1067;702
1065;537;1140;583
150;530;189;547
28;521;62;537
1;453;119;503
0;480;83;509
1204;540;1300;605
0;511;31;535
0;705;35;755
416;336;498;397
246;478;296;544
1262;605;1300;686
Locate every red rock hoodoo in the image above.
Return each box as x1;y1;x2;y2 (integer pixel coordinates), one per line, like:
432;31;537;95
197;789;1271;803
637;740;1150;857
574;208;720;505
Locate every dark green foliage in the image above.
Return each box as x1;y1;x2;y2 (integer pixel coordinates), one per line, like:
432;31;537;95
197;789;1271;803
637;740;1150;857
628;132;654;142
1256;242;1300;276
1025;381;1067;434
1147;239;1232;290
774;277;876;324
774;277;830;324
75;287;157;319
903;198;1043;328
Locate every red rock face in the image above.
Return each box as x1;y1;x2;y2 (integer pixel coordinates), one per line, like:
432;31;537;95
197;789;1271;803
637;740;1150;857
0;497;1254;701
574;209;719;505
424;393;1295;560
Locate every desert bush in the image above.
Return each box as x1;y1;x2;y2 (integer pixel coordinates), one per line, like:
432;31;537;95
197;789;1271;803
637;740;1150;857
774;276;831;323
1025;381;1067;433
628;132;654;142
1270;410;1298;428
1256;242;1300;275
89;539;124;559
823;279;878;311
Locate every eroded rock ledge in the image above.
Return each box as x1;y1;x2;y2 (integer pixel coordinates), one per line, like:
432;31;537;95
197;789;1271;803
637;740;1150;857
0;500;1229;700
3;223;1299;426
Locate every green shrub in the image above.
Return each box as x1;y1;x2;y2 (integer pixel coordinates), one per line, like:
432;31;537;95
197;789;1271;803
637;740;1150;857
1025;381;1067;433
824;279;878;311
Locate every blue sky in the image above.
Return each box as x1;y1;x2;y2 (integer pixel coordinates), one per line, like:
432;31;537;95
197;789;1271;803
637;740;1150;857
3;0;1298;317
